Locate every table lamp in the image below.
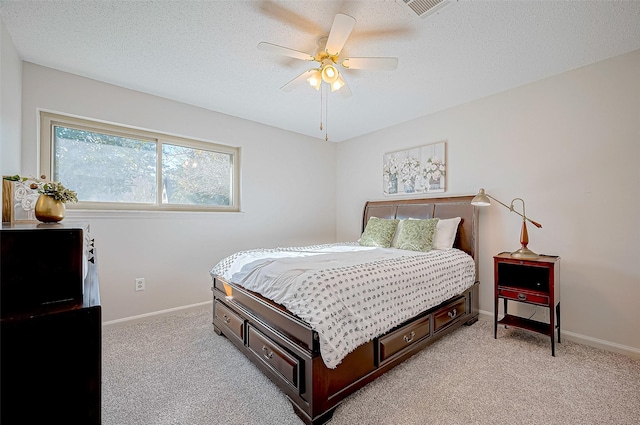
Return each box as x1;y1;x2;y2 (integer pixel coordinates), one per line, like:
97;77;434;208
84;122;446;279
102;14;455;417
471;188;542;258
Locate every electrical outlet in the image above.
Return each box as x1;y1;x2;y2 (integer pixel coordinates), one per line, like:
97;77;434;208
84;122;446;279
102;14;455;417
135;278;145;291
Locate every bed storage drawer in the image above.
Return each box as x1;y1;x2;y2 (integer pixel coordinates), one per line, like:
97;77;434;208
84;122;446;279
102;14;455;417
214;301;245;344
378;315;431;364
247;325;300;390
434;296;466;332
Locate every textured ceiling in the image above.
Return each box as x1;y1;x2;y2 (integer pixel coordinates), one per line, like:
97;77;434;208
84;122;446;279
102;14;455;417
1;0;639;142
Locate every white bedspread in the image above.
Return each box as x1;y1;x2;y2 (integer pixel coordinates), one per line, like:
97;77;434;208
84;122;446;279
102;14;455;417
210;243;476;369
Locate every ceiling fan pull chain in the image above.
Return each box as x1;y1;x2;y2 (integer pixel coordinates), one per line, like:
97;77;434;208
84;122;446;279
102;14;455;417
319;84;323;131
325;85;329;141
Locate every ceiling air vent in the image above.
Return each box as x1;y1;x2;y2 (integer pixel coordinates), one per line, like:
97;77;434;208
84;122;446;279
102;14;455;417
397;0;451;19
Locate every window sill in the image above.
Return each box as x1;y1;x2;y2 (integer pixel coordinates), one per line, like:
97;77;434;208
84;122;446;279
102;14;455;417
65;209;244;220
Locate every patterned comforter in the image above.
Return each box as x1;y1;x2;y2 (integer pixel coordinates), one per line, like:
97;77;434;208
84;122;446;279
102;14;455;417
210;243;476;369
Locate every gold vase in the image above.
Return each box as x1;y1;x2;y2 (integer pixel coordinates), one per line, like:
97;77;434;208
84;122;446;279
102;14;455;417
34;194;65;222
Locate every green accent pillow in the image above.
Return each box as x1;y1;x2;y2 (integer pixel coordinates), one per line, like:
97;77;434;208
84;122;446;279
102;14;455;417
359;217;399;248
396;218;440;252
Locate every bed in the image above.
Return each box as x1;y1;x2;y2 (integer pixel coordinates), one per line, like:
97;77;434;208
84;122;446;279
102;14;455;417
210;196;479;425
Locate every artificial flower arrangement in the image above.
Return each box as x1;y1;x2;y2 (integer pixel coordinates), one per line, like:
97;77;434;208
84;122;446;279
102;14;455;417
383;155;399;179
399;156;421;183
423;156;446;182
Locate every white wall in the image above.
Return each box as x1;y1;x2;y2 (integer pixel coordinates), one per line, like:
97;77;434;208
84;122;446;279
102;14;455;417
21;63;337;322
337;49;640;355
0;17;22;175
16;47;640;356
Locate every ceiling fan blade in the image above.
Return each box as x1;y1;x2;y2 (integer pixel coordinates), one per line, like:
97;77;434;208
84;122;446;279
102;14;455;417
280;69;318;92
325;14;356;56
257;1;323;35
257;42;315;61
341;57;399;70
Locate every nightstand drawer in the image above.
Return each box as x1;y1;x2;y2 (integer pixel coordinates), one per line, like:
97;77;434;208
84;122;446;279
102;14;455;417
498;287;549;306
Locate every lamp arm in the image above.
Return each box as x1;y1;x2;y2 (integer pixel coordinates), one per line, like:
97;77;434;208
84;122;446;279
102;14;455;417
487;195;543;228
485;194;512;211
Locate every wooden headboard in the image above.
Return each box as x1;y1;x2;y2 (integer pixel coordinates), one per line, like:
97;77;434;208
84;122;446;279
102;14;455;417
363;196;479;278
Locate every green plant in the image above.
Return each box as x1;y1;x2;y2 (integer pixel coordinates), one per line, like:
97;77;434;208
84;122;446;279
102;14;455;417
3;175;78;203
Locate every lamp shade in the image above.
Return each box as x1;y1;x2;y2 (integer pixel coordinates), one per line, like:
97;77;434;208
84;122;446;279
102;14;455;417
471;188;491;206
321;64;339;84
331;73;345;92
307;69;322;90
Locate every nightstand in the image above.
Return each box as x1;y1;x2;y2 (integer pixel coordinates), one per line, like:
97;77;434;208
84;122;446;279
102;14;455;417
494;252;561;356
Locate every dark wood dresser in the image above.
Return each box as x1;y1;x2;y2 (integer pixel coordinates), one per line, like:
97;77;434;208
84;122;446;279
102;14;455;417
0;222;101;424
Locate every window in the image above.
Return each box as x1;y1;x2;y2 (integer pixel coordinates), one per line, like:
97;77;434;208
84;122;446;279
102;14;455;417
40;112;240;212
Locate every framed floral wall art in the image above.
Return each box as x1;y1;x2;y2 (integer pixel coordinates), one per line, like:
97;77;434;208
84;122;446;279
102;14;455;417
383;141;446;195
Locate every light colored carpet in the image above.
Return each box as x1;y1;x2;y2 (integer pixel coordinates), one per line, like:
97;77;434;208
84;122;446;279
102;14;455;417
102;307;640;425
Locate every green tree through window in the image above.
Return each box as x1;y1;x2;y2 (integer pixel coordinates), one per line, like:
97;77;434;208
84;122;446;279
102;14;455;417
162;144;231;206
55;127;157;203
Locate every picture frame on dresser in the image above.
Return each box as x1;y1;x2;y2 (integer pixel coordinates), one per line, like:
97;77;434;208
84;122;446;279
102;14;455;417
2;177;39;223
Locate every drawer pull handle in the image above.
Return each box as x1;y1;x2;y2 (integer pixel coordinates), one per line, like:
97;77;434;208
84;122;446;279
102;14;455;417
517;293;527;301
403;331;415;343
448;308;457;318
222;314;231;324
262;346;273;360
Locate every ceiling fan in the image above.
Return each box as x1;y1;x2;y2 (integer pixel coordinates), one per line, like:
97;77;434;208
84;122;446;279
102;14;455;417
257;13;399;98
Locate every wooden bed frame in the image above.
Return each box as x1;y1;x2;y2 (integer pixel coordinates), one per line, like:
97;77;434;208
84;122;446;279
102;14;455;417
211;196;479;424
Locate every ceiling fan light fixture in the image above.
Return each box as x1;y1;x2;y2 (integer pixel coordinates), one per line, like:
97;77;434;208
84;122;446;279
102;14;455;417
307;69;322;90
257;12;394;138
321;62;339;84
331;73;345;92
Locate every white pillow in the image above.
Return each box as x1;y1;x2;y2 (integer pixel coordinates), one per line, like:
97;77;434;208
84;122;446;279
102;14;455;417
433;217;462;250
390;219;406;247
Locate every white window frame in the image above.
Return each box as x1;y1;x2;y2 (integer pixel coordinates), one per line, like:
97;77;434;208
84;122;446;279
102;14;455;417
40;111;241;212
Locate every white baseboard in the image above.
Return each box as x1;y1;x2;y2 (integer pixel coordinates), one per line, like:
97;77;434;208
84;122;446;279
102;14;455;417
102;300;213;328
478;309;640;359
560;331;640;359
104;305;639;359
